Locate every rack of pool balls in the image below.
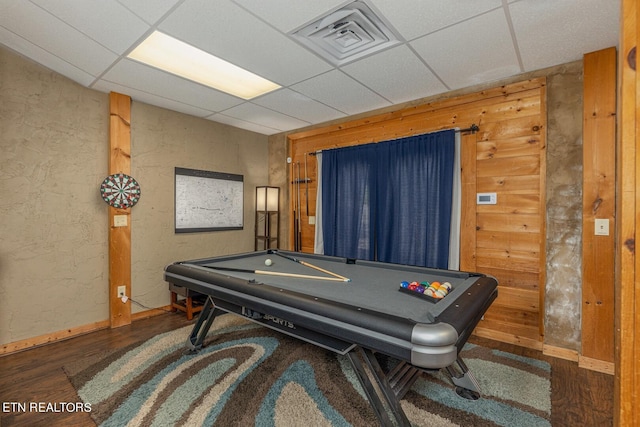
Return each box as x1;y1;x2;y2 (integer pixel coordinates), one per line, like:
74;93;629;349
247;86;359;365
399;280;452;302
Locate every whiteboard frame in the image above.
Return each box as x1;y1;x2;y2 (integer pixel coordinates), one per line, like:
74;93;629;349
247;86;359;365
174;167;244;233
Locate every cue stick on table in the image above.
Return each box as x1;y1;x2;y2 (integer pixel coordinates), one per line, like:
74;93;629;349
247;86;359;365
202;265;350;282
270;250;350;282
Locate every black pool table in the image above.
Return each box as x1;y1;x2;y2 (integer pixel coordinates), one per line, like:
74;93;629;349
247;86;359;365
164;250;498;426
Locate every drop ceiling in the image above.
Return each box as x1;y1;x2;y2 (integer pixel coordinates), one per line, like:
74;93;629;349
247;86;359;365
0;0;620;136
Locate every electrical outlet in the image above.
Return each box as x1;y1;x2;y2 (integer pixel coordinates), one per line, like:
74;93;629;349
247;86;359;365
117;286;126;298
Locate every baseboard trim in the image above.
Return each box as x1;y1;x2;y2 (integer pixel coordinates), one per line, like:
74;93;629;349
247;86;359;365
473;327;544;351
0;305;173;357
578;355;615;375
475;331;615;375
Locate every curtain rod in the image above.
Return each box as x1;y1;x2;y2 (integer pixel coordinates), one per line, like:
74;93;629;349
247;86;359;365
457;124;479;133
306;124;479;156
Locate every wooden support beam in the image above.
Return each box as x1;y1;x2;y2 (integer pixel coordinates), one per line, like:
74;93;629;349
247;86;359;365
109;92;132;328
615;0;639;423
581;47;617;366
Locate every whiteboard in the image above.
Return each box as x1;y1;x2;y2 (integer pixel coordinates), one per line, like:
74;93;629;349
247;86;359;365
174;167;244;232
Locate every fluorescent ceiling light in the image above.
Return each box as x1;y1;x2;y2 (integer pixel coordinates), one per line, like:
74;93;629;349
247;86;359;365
128;31;280;100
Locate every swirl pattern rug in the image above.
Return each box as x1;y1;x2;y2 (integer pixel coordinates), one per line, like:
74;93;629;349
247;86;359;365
65;315;551;427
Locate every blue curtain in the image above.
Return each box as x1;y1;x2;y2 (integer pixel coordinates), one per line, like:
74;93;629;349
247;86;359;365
321;130;456;268
376;130;455;268
321;143;377;260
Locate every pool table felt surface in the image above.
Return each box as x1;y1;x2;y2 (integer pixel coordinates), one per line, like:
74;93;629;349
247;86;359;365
179;250;488;326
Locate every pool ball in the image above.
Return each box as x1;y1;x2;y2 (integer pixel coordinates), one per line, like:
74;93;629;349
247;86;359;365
264;258;273;266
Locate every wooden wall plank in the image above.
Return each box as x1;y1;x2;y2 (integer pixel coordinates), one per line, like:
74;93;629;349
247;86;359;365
479;267;540;291
460;132;477;271
476;135;543;160
476;213;541;234
476;230;540;251
536;82;548;338
581;48;616;363
109;92;132;328
615;0;638;423
477;175;540;194
477;155;540;177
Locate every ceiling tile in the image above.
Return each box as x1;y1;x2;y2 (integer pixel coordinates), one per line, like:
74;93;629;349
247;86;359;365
31;0;150;54
116;0;183;25
0;1;117;77
370;0;502;41
101;59;244;112
341;44;446;103
411;8;521;90
222;102;311;132
510;0;620;71
159;0;333;86
92;80;215;118
231;0;347;33
207;113;282;135
292;69;391;115
0;26;96;86
252;89;346;124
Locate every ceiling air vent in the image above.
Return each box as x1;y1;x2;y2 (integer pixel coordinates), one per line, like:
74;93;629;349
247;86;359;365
290;0;402;66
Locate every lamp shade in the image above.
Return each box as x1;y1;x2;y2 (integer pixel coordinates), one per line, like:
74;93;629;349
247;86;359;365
256;186;279;212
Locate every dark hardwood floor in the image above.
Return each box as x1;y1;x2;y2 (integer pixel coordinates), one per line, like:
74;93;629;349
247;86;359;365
0;313;613;426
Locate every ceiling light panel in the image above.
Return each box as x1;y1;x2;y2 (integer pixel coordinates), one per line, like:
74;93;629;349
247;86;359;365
128;31;281;100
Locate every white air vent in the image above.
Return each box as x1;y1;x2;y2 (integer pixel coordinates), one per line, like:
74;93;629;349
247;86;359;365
290;1;402;66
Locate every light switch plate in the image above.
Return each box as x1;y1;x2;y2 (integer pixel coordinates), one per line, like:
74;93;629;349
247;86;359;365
595;218;609;236
114;215;128;227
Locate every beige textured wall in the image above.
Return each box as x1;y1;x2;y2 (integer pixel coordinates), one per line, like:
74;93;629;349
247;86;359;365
0;47;268;345
0;48;110;344
130;103;268;311
544;62;584;349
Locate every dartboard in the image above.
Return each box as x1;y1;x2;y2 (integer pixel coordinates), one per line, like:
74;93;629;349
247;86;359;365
100;173;141;208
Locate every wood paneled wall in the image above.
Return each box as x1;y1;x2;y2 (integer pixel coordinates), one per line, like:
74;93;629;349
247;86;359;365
288;78;547;347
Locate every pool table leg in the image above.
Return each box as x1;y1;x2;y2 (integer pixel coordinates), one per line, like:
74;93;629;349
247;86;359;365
187;296;220;352
446;357;481;400
346;347;412;427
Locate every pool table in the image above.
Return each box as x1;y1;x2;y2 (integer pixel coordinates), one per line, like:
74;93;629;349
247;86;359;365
164;250;498;426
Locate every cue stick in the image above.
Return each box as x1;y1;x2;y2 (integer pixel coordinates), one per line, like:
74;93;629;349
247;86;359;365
304;153;309;216
291;160;298;251
270;250;350;281
296;162;302;250
202;265;349;282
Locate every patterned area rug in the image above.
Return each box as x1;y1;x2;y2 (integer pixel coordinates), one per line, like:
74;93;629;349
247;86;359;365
65;315;551;427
